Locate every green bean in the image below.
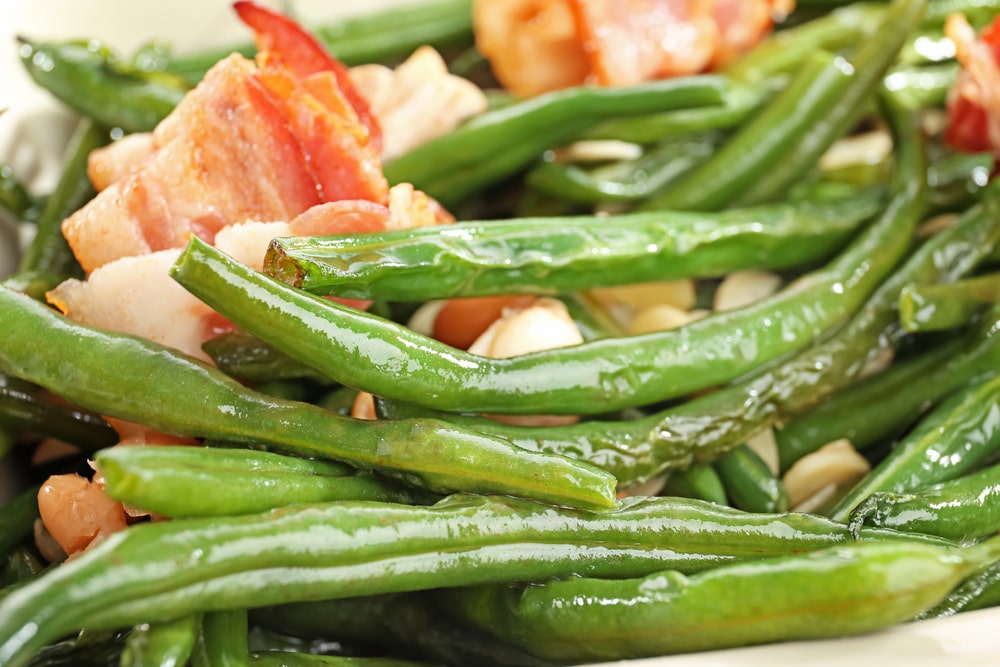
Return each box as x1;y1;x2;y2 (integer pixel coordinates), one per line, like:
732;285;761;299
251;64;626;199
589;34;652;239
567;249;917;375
662;464;728;506
0;485;40;562
440;537;1000;663
96;446;414;517
162;0;474;84
0;372;117;453
925;0;1000;23
450;115;999;486
21;628;129;667
120;615;200;667
14;117;107;279
0;285;615;510
0;164;36;222
193;610;248;667
583;82;771;143
919;559;1000;619
882;62;958;110
714;446;789;514
830;373;1000;521
645;0;925;211
901;272;1000;332
525;133;722;204
265;187;883;301
255;593;556;667
0;493;946;667
927;149;993;212
849;460;1000;542
0;548;44;594
251;654;431;667
17;38;189;133
201;174;904;419
776;312;1000;471
202;330;335;384
383;76;729;207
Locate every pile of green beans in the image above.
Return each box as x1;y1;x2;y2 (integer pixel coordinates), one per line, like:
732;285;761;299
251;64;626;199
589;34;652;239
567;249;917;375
7;0;1000;664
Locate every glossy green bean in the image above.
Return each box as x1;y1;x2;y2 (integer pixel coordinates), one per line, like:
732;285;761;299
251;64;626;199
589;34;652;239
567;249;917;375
849;460;1000;542
255;594;555;667
734;0;927;206
583;82;770;143
641;50;852;211
120;615;200;667
0;285;615;509
193;610;248;667
725;3;887;83
266;188;882;301
202;330;335;384
900;272;1000;332
203;175;905;419
776;312;1000;472
0;485;40;562
162;0;474;83
882;62;958;109
18;39;189;133
919;559;1000;619
927;149;993;213
830;373;1000;522
96;445;413;517
662;464;728;506
0;493;944;667
15;118;106;279
440;537;1000;663
525;133;722;204
383;76;729;206
714;446;789;514
0;372;118;453
0;165;35;222
924;0;1000;24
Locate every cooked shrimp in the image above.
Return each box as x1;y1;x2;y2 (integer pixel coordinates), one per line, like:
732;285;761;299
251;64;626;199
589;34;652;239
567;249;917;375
474;0;793;96
943;14;1000;158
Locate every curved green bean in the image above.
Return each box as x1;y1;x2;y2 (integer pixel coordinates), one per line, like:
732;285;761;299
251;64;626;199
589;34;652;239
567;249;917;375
202;330;335;384
383;76;729;206
97;445;413;517
849;460;1000;542
440;537;1000;663
0;285;615;509
830;373;1000;522
0;494;945;667
120;615;201;667
713;446;789;514
919;558;1000;619
0;486;41;563
193;610;248;667
662;464;728;506
266;188;881;301
900;272;1000;332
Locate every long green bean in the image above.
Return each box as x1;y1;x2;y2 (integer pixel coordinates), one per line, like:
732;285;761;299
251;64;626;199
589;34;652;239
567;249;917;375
900;272;1000;331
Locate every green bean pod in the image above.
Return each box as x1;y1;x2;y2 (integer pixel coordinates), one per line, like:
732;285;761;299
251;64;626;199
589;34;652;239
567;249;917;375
0;372;118;453
15;118;107;279
849;461;1000;542
776;313;1000;472
883;62;958;110
440;537;1000;663
662;464;728;506
830;373;1000;522
120;615;201;667
713;446;789;514
0;486;40;562
919;558;1000;619
0;165;35;222
17;39;189;133
250;654;431;667
202;330;335;384
0;494;944;667
96;445;414;517
0;286;615;510
193;610;248;667
901;272;1000;332
255;593;556;667
383;76;729;206
265;188;882;301
193;166;907;418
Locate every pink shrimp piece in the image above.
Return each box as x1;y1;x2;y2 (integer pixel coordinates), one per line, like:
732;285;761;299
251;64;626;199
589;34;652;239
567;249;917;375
37;474;128;558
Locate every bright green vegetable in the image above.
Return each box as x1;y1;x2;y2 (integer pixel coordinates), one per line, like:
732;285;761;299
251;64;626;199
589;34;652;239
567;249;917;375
97;445;414;517
714;446;789;514
120;615;201;667
0;486;41;563
662;464;728;506
441;537;1000;662
193;610;248;667
900;272;1000;331
0;285;616;510
265;188;882;301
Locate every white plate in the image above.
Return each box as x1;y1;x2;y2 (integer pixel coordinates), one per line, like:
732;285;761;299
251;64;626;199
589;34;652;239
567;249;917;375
3;2;1000;665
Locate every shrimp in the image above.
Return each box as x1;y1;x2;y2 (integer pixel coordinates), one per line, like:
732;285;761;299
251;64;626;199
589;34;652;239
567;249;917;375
474;0;794;96
943;14;1000;159
37;474;128;558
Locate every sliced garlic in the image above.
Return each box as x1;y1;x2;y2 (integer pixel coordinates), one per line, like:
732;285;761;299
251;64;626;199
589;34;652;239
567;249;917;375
782;438;870;509
714;270;782;312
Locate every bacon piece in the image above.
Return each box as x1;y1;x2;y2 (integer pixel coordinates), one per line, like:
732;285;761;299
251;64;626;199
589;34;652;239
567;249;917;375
474;0;793;95
944;14;1000;157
